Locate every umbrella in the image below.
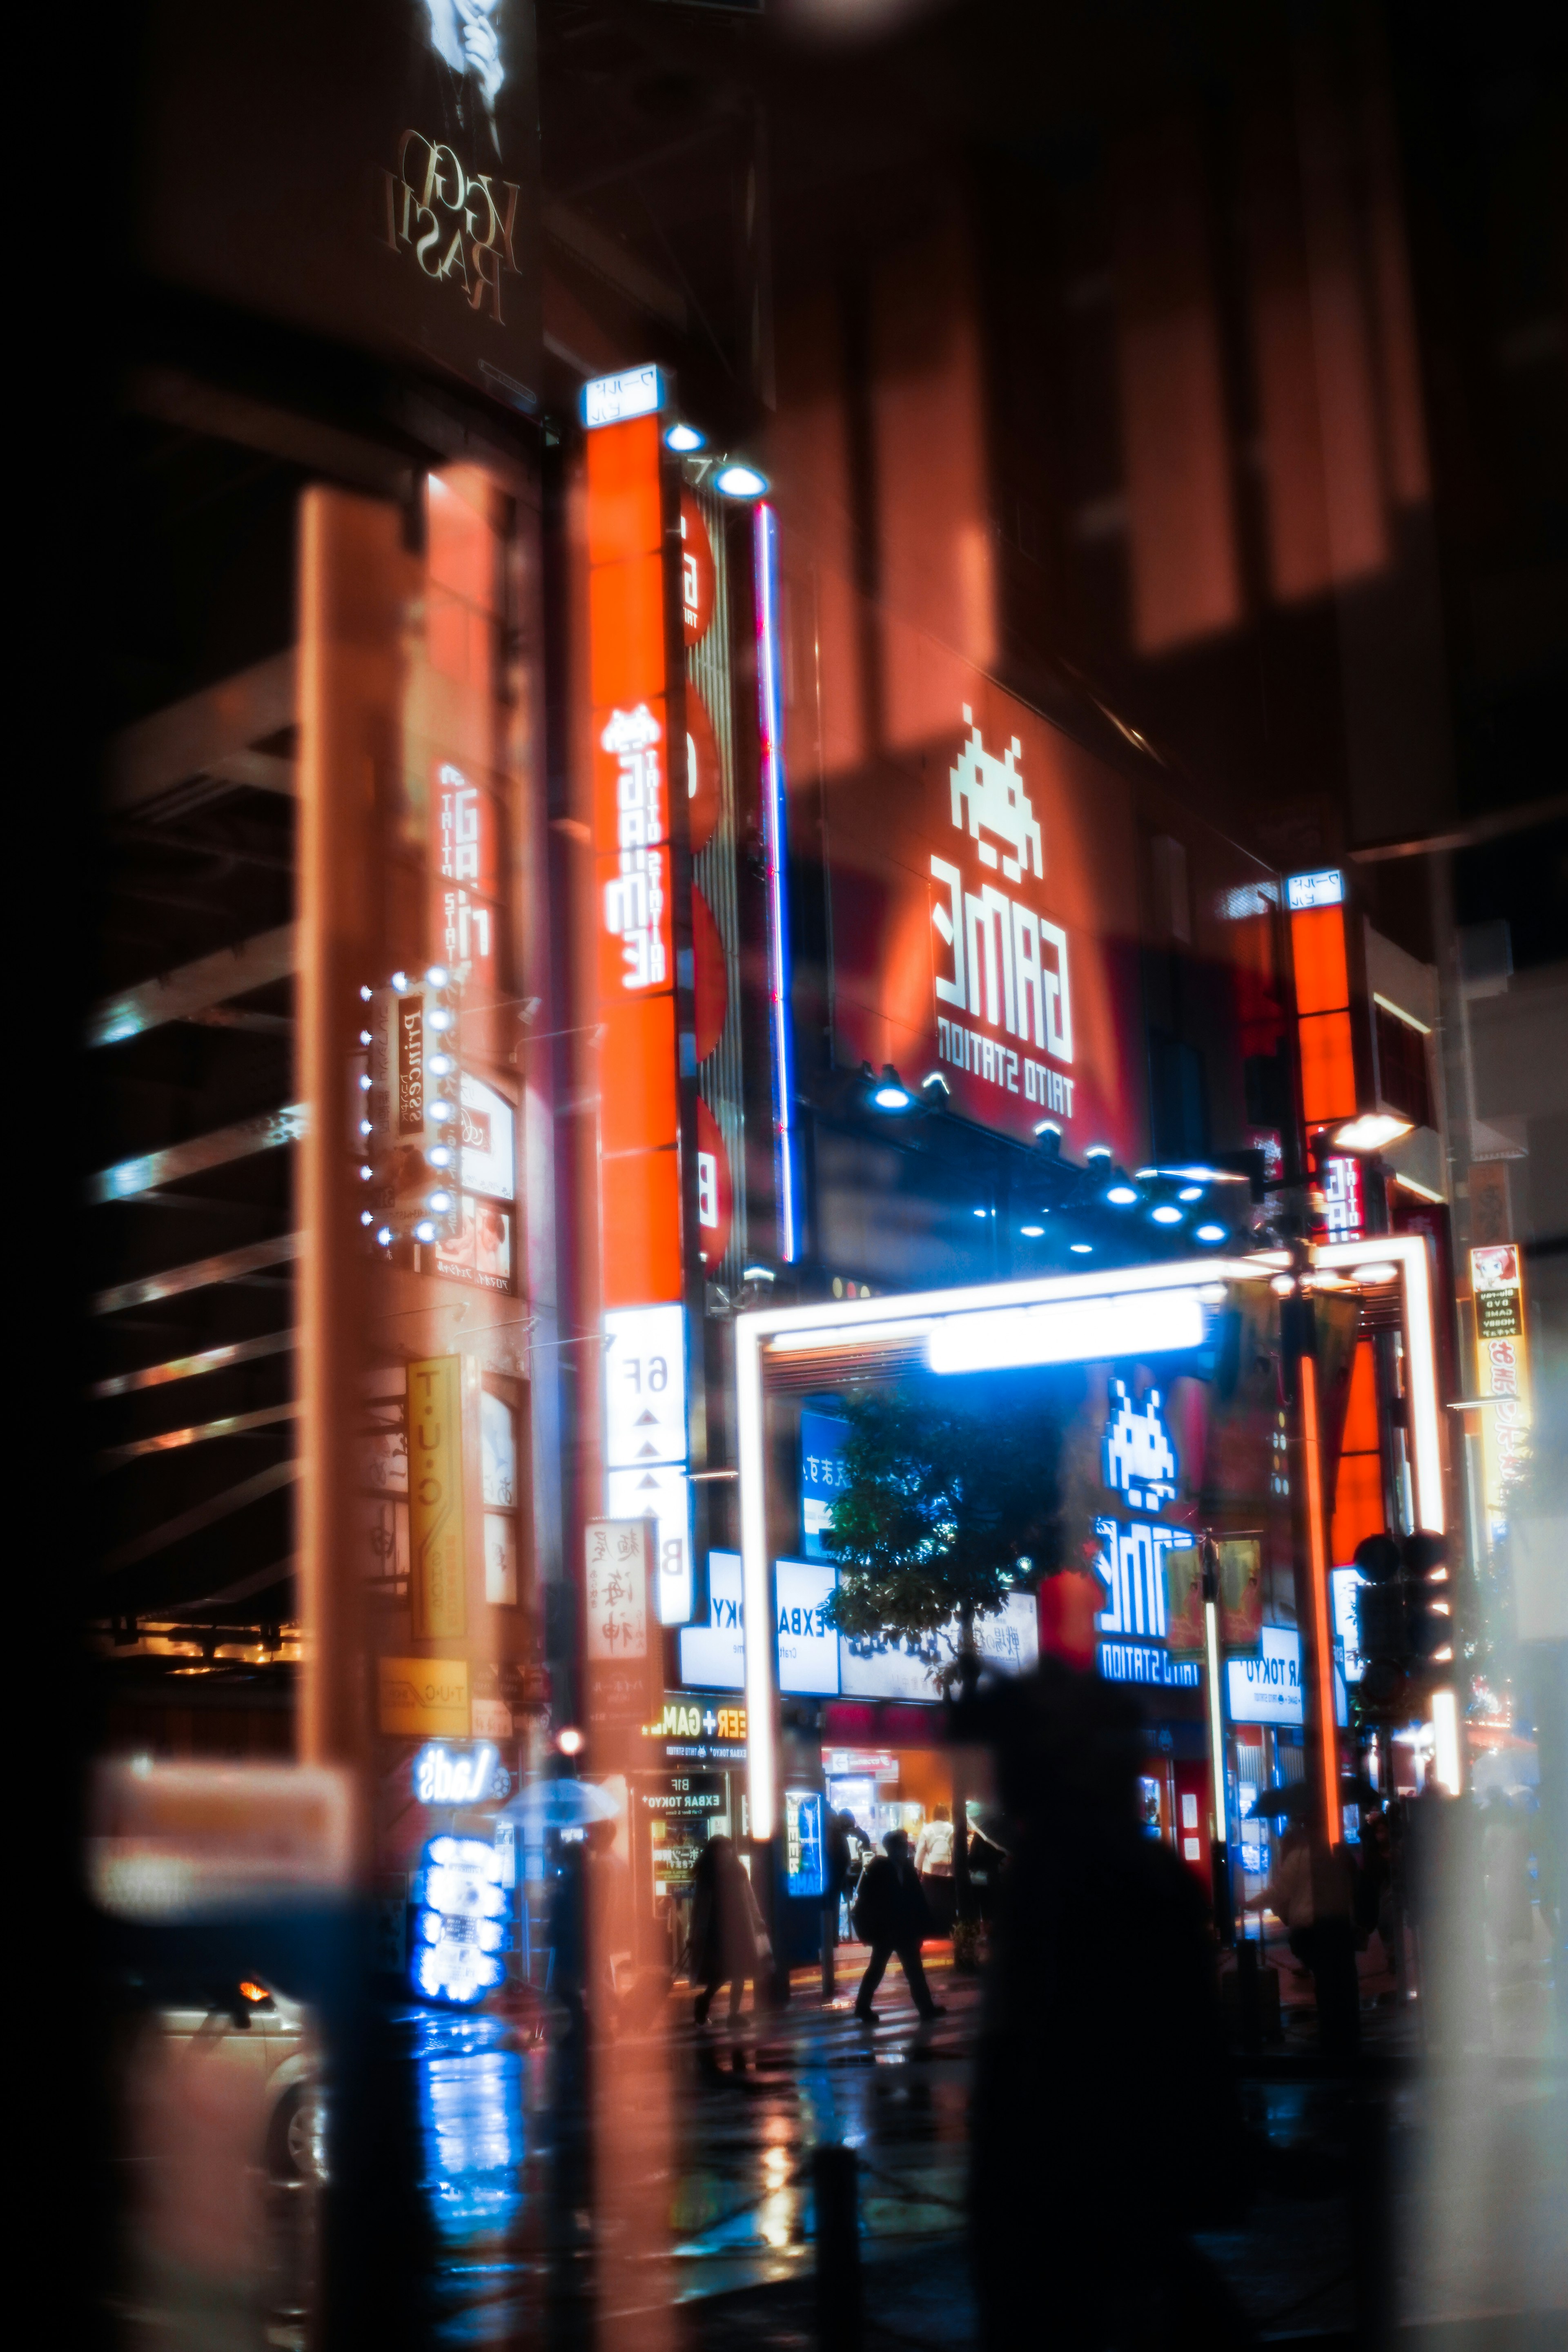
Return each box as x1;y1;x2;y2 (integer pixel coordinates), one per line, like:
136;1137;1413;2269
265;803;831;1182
1244;1775;1375;1821
495;1776;621;1830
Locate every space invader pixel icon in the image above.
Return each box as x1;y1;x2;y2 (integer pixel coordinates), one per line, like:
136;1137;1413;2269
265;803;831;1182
1102;1379;1179;1512
949;705;1043;884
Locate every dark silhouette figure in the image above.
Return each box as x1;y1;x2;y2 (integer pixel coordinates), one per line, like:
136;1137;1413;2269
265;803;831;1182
689;1835;765;2022
825;1809;872;1945
967;1662;1252;2350
853;1830;945;2021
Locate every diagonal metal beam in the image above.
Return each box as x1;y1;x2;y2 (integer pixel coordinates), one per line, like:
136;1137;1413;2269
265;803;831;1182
92;1234;303;1316
165;1556;299;1614
101;1458;302;1572
91;1327;300;1398
90;1105;308;1203
88;925;298;1048
109;651;296;813
97;1401;303;1472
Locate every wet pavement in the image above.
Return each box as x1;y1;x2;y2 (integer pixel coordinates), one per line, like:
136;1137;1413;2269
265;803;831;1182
401;1944;1565;2352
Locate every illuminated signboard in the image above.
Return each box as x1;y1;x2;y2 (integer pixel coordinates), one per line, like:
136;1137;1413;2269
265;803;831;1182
411;1835;508;2006
588;392;694;1622
412;1742;506;1805
679;1551;746;1690
1285;870;1345;911
784;1791;827;1898
1226;1624;1305;1726
1094;1382;1201;1690
603;1306;692;1625
801;1412;851;1560
1471;1243;1530;1540
824;681;1142;1158
639;1693;748;1764
583;366;664;428
774;1559;1039;1700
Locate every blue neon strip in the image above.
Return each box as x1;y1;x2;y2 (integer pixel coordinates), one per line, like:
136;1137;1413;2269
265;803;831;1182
754;503;799;1263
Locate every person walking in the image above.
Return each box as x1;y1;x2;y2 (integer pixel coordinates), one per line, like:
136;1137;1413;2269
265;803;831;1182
852;1829;946;2021
689;1835;767;2023
914;1803;957;1934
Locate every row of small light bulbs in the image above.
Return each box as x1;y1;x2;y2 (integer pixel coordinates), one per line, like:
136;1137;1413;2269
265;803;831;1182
356;964;461;1249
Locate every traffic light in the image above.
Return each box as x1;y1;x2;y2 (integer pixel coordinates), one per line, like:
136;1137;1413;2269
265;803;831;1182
1352;1529;1452;1718
356;964;464;1257
1401;1531;1454;1689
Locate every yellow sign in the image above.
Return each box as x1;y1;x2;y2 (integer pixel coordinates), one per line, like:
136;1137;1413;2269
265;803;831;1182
409;1355;466;1638
378;1655;470;1737
1471;1244;1531;1537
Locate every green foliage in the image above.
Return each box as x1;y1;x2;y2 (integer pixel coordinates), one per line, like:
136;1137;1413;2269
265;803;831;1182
820;1382;1064;1649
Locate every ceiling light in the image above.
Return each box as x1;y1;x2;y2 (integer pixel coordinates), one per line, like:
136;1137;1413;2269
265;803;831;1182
1330;1112;1414;1153
1151;1204;1183;1224
1196;1223;1226;1243
715;461;768;498
1178;1185;1203;1203
1106;1184;1138;1207
1070;1242;1093;1254
1353;1262;1398;1285
665;422;705;452
1020;1225;1045;1238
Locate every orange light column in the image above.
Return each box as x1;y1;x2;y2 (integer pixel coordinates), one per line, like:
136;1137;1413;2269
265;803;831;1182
1299;1351;1343;1843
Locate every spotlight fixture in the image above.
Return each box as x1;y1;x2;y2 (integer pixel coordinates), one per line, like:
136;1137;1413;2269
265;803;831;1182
1330;1112;1413;1153
1105;1183;1139;1207
870;1063;913;1111
1070;1241;1093;1255
1196;1223;1226;1244
665;422;705;452
714;461;768;498
1020;1225;1045;1238
1085;1144;1112;1163
1151;1204;1183;1225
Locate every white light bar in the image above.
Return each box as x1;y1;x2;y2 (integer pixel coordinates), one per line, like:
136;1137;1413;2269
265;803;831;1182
927;1286;1208;1374
1285;868;1344;910
581;365;664;429
1311;1233;1444;1533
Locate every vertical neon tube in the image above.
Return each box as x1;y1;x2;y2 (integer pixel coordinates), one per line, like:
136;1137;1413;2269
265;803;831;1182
1299;1352;1342;1843
1204;1592;1227;1845
737;1312;776;1840
754;504;798;1263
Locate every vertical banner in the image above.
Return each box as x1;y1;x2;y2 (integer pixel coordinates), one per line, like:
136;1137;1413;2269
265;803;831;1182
584;1519;663;1758
585;372;694;1623
409;1354;467;1638
1471;1244;1531;1541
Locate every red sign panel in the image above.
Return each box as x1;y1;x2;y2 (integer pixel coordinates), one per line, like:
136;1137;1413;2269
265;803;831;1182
828;685;1143;1159
588;413;682;1309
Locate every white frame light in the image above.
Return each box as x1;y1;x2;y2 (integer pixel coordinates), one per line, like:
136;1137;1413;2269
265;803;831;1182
735;1234;1447;1838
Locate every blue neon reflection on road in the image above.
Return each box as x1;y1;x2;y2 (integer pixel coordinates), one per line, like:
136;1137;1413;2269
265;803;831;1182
414;2012;524;2242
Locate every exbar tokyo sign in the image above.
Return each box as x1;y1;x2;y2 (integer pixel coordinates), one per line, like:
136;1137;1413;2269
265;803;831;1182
824;679;1141;1159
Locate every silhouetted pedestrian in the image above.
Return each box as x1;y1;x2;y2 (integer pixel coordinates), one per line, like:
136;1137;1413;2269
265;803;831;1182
689;1835;767;2023
914;1803;957;1933
967;1662;1252;2350
853;1830;945;2021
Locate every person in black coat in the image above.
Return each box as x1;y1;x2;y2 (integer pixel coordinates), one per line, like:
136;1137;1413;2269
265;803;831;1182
966;1662;1252;2350
852;1829;946;2021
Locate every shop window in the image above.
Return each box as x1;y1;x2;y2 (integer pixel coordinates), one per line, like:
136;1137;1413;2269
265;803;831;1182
481;1385;521;1607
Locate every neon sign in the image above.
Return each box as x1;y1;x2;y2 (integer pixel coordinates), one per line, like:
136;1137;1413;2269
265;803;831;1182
412;1835;508;2005
412;1742;504;1805
1094;1381;1199;1686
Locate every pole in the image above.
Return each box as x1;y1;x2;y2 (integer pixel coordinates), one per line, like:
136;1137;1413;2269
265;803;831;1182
1299;1351;1343;1845
1201;1539;1233;1945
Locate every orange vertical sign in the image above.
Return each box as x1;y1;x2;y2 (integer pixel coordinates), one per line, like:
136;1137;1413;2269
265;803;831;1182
409;1354;466;1638
587;411;683;1307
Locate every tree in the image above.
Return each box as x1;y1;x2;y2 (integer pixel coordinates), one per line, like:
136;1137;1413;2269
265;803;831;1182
820;1379;1066;1936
